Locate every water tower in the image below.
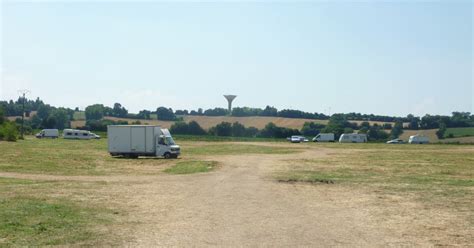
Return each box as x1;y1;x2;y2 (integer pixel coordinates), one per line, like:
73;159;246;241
223;95;237;114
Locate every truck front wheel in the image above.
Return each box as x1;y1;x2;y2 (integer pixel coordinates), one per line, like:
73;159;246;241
164;153;171;159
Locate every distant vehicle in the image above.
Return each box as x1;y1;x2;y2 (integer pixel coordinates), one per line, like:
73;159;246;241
35;129;59;139
289;136;302;143
409;135;429;144
386;139;405;144
339;133;367;143
107;125;180;159
63;129;100;140
312;133;335;142
289;135;308;143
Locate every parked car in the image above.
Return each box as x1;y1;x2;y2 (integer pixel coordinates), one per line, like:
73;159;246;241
35;129;59;139
289;136;302;143
386;139;405;144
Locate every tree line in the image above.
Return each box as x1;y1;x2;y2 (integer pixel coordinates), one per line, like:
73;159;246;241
1;97;473;137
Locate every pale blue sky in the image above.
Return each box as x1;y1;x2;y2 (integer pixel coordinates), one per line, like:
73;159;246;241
1;1;472;116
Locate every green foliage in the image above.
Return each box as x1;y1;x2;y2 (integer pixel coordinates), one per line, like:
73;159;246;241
203;107;228;116
170;121;207;135
156;107;177;121
85;104;105;121
112;103;128;118
436;122;447;139
137;110;152;119
85;119;128;132
301;122;326;136
390;121;404;139
209;122;232;136
231;107;262;117
0;106;4;125
258;122;300;138
0;121;18;141
163;161;217;174
321;114;350;139
367;125;389;141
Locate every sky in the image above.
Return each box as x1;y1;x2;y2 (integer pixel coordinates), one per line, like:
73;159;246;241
1;0;472;117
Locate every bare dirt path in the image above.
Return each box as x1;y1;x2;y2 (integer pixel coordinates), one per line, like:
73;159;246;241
104;149;431;247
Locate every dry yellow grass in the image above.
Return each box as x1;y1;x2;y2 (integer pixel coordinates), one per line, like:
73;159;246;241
70;115;403;130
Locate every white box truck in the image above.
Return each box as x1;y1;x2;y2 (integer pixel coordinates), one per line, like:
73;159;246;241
107;125;180;159
312;133;335;142
409;135;429;144
63;129;100;139
339;133;367;143
35;129;59;139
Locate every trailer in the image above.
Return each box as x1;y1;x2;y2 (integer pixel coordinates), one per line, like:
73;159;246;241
339;133;367;143
107;125;180;159
63;129;100;139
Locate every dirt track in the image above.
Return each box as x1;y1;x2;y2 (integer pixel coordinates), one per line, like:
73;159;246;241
0;147;470;246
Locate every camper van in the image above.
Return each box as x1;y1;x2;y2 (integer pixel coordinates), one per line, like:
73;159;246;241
63;129;100;140
339;133;367;143
107;125;180;159
35;129;59;139
409;135;429;144
312;133;335;142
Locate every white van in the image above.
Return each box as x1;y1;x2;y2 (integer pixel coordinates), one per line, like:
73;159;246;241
409;135;429;144
63;129;100;140
339;133;367;143
312;133;335;142
35;129;59;139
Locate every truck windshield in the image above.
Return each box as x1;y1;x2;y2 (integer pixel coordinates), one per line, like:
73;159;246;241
165;136;176;145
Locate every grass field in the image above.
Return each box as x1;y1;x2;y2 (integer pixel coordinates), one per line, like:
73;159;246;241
0;137;472;246
73;111;86;120
445;127;474;138
164;160;218;174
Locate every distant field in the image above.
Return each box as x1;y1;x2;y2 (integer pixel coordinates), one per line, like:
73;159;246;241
71;115;404;131
73;111;86;120
445;127;474;138
400;128;474;144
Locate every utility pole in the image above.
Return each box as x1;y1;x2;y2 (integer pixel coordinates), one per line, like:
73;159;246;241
18;89;30;139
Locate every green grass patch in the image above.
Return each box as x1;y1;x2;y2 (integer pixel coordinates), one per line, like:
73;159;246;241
164;160;217;174
0;178;116;246
184;143;302;156
445;127;474;138
174;135;285;142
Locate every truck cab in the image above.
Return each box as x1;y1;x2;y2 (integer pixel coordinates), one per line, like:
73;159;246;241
156;131;181;158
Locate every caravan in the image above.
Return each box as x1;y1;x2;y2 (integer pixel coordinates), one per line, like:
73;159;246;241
339;133;367;143
63;129;100;140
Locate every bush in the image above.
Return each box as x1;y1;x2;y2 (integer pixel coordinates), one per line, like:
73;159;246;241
258;122;300;138
0;121;18;141
170;121;207;135
84;119;128;132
